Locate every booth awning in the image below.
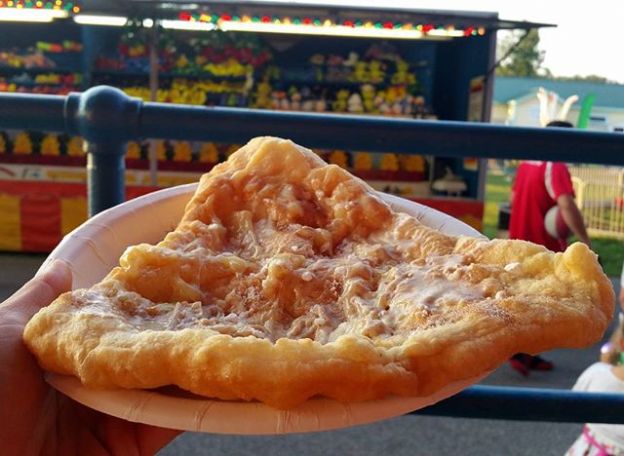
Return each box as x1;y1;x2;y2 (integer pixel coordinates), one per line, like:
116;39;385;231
77;1;555;33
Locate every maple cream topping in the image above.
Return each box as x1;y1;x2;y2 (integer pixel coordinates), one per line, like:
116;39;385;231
78;138;516;346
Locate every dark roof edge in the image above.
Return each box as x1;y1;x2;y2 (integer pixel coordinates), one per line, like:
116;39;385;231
100;1;557;30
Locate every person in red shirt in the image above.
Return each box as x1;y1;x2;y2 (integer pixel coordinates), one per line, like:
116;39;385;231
508;120;591;376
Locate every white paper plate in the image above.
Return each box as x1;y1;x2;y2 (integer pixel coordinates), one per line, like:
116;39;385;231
46;371;488;435
41;184;487;435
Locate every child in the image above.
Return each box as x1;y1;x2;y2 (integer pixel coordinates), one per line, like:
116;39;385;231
565;314;624;456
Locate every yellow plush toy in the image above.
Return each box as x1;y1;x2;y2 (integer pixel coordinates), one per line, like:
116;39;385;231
156;141;167;161
175;54;190;70
199;142;219;163
391;59;416;85
353;152;373;170
380;153;399;171
254;80;272;109
13;132;32;155
173;141;192;162
400;154;426;173
126;141;141;159
40;134;60;156
328;150;349;168
205;59;251;77
128;44;146;58
385;86;400;105
332;89;350;112
368;60;385;84
360;84;376;113
66;137;83;156
352;61;369;83
226;144;241;157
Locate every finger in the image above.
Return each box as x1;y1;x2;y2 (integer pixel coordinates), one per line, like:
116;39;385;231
92;413;182;456
4;259;73;320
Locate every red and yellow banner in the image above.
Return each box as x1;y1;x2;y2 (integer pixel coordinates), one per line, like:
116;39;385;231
0;179;483;253
0;181;159;252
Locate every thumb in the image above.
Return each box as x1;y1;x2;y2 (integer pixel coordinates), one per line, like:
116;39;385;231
4;259;73;321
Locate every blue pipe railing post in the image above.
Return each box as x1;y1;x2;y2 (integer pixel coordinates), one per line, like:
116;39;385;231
65;86;142;216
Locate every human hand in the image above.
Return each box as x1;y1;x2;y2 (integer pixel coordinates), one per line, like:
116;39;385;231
0;260;181;455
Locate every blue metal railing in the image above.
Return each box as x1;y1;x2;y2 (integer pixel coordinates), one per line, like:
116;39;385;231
2;85;624;423
415;385;624;423
4;86;624;213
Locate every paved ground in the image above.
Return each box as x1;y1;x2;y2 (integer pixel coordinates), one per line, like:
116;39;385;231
1;253;619;456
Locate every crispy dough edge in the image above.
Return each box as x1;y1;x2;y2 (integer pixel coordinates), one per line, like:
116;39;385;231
23;238;614;409
22;136;615;408
23;302;420;409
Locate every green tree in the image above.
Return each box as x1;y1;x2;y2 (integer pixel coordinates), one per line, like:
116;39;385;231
496;29;547;77
553;74;613;83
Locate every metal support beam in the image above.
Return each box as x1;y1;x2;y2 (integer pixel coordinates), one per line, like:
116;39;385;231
139;105;624;165
412;385;624;423
0;93;65;132
0;86;623;214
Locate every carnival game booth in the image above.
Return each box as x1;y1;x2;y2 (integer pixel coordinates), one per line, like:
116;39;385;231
0;1;550;251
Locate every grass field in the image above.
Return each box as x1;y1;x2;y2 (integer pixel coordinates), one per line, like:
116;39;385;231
484;172;624;277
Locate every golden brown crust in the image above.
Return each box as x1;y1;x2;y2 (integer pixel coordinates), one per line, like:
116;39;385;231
23;137;614;409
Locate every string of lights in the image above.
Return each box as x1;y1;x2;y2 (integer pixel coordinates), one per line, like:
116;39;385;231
0;0;79;13
177;11;487;38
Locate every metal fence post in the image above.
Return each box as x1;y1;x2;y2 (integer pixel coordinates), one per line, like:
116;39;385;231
65;86;142;216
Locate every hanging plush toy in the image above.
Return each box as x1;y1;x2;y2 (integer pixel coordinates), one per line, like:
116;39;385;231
289;87;302;111
400;154;426;173
391;59;416;85
279;92;290;111
314;98;327;113
66;136;84;156
360;84;376;113
380;153;399;171
126;141;141;159
368;61;385;84
343;52;358;67
254;80;272;109
332;90;350;112
173;141;193;162
175;54;190;71
352;61;368;83
309;54;325;65
374;91;391;115
353;152;373;171
13;132;32;155
328;150;349;168
226;144;241;158
155;141;167;161
40;134;60;156
0;133;6;154
347;93;364;114
199;142;219;163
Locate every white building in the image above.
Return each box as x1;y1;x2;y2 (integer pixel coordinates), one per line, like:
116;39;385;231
492;76;624;132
